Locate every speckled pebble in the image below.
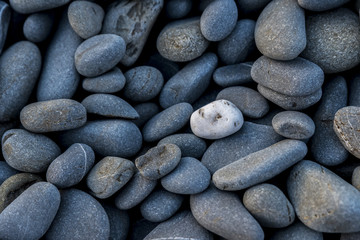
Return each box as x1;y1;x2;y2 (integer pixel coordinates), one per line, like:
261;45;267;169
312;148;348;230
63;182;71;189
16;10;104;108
0;161;18;185
9;0;70;14
82;67;126;93
270;222;323;240
23;12;54;42
165;0;192;19
132;103;161;128
213;62;253;87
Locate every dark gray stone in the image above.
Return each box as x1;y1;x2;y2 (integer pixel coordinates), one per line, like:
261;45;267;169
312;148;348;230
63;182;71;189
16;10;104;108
341;232;360;240
270;222;323;240
165;0;192;19
237;0;272;14
130;219;159;240
352;166;360;191
103;204;129;240
192;88;221;111
0;161;18;185
82;67;126;93
213;62;253;87
349;74;360;107
146;53;180;81
298;0;350;11
9;0;70;14
23;12;53;42
132;103;160;127
0;2;10;53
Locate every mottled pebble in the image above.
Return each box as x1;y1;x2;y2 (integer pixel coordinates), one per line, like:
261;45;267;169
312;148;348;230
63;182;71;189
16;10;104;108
165;0;192;19
270;221;323;240
9;0;70;14
132;103;160;128
0;161;18;185
23;12;53;42
213;62;253;87
82;67;126;93
103;204;129;240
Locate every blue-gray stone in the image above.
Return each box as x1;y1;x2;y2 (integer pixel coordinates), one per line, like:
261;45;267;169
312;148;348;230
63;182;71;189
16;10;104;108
103;204;129;240
165;0;192;19
82;67;126;93
0;2;10;53
0;161;18;185
23;12;53;42
9;0;70;14
270;222;323;240
298;0;350;11
132;103;160;128
213;62;253;87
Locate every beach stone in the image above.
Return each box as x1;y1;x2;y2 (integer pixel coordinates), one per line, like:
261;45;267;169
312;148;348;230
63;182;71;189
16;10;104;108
68;1;104;39
251;56;324;97
23;12;53;42
9;0;70;14
255;0;306;60
87;156;135;199
140;189;184;222
123;66;164;102
103;204;129;240
82;67;126;93
352;166;360;191
272;111;315;140
0;2;10;54
190;99;244;140
270;222;323;240
115;171;157;210
288;160;360;233
0;41;41;122
46;143;95;189
298;0;350;11
45;188;110;240
37;11;82;101
159;53;217;108
102;0;163;66
0;182;60;240
142;102;193;142
213;139;307;191
200;0;238;41
349;75;360;106
237;0;272;14
81;94;139;119
20;99;87;133
2;129;61;173
301;8;360;73
135;144;181;180
0;161;18;185
190;185;264;240
213;62;253;87
243;183;295;228
59;120;142;158
75;34;125;77
165;0;192;19
132;103;160;128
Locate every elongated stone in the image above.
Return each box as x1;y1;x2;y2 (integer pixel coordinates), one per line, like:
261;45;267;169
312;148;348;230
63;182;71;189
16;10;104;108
9;0;70;14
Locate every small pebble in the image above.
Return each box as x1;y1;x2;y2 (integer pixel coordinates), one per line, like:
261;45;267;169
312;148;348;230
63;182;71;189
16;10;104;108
9;0;70;14
213;62;253;87
0;1;10;53
298;0;350;11
270;221;323;240
103;204;129;240
352;166;360;191
165;0;192;19
82;67;126;93
132;103;161;127
0;161;18;185
23;12;53;42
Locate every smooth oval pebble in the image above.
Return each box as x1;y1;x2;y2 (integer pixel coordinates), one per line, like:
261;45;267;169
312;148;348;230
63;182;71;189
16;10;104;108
9;0;70;14
298;0;350;12
23;12;53;42
45;188;110;240
2;129;61;173
165;0;192;19
213;62;253;87
103;204;129;240
20;99;87;133
75;34;125;77
270;221;323;240
135;144;181;180
272;111;315;140
190;99;244;140
46;143;95;189
0;161;18;185
82;67;126;93
0;182;60;240
132;103;161;128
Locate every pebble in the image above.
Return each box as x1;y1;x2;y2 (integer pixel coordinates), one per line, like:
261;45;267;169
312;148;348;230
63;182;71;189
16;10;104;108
272;111;315;140
103;204;129;240
190;99;244;140
102;0;163;66
298;0;350;11
135;144;181;180
301;8;360;73
123;66;164;102
140;189;184;222
352;166;360;191
213;139;307;191
349;75;360;106
270;221;324;240
82;67;126;93
157;18;209;62
46;143;95;189
0;182;60;240
237;0;272;14
68;1;104;39
0;2;10;53
23;12;53;42
159;53;218;108
216;86;269;119
59;120;142;158
142;102;193;142
0;41;41;122
190;185;264;240
217;19;256;64
81;94;139;119
161;157;211;194
0;161;18;185
9;0;70;14
2;129;61;173
213;62;253;87
165;0;192;19
132;103;160;128
243;183;295;228
36;11;82;101
20;99;87;133
251;56;324;97
288;160;360;232
254;0;306;61
115;171;157;210
200;0;238;41
74;34;126;77
45;188;110;240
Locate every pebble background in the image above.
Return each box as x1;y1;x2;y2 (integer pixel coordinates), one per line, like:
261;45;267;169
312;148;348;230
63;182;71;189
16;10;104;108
0;0;359;239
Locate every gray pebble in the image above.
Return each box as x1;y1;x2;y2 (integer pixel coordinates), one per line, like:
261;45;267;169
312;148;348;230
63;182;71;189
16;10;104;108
140;189;184;222
298;0;350;11
123;66;164;102
82;67;126;93
46;143;95;189
213;62;253;87
0;161;18;185
237;0;272;14
243;183;295;228
23;12;53;42
0;182;60;240
190;185;264;240
255;0;306;60
157;18;209;62
213;139;307;191
68;1;104;39
0;2;10;54
288;160;360;232
9;0;70;14
142;102;193;142
0;41;41;122
200;0;238;41
301;8;360;73
352;166;360;191
75;34;125;77
45;188;110;240
20;99;87;133
2;129;61;173
135;144;181;180
132;103;160;128
103;204;129;240
59;120;142;158
272;111;315;140
165;0;192;19
341;232;360;240
349;74;360;107
159;53;217;108
81;94;139;119
270;221;323;240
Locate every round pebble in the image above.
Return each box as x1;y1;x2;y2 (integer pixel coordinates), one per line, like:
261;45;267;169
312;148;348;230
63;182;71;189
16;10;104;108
23;12;53;42
82;67;126;93
165;0;192;19
213;62;253;87
9;0;70;14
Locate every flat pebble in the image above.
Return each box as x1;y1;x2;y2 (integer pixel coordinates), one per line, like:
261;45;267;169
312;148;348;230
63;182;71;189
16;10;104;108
9;0;70;14
165;0;192;19
23;12;53;42
352;166;360;191
0;161;18;185
213;62;253;87
0;2;10;53
46;143;95;189
103;204;129;240
20;99;87;133
132;103;160;128
298;0;350;11
270;221;323;240
2;129;61;173
82;67;126;93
